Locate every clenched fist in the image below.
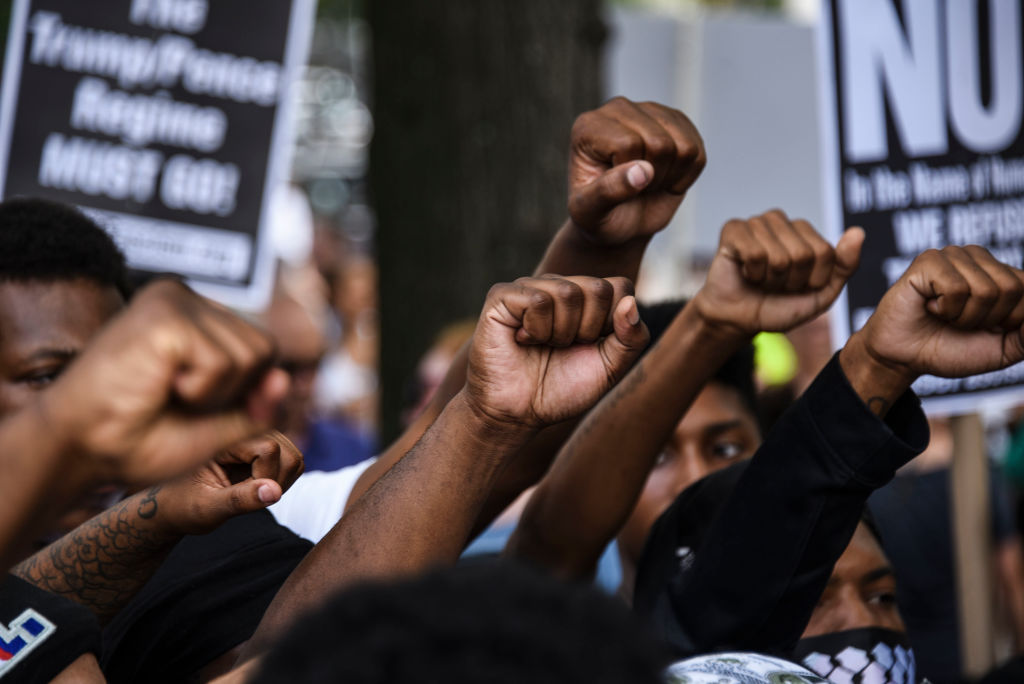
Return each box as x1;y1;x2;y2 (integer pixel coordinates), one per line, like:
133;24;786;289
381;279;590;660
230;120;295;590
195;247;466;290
568;97;705;246
852;245;1024;385
692;209;864;337
40;279;289;487
465;275;649;428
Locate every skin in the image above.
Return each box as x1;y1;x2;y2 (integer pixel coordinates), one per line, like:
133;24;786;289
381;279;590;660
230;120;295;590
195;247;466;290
506;211;863;584
344;98;707;516
0;280;300;683
238;276;649;662
263;292;327;442
0;279;287;682
49;653;106;683
802;522;904;637
659;245;1024;656
0;280;124;415
0;280;125;539
616;382;761;578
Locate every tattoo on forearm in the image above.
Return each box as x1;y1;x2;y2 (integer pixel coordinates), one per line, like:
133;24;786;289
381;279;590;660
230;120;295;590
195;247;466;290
11;490;178;623
137;485;162;519
867;396;891;416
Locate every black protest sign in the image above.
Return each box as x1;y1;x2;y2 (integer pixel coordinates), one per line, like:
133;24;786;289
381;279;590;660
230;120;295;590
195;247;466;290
820;0;1024;412
0;0;314;310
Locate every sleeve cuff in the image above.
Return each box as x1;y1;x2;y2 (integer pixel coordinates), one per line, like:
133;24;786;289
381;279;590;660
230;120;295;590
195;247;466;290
799;352;929;488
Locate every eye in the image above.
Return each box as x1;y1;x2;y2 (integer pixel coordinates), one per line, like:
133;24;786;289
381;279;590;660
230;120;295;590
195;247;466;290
17;365;65;389
710;441;745;460
867;591;899;607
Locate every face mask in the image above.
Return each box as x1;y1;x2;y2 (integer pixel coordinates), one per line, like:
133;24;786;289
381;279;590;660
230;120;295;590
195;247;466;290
792;627;916;684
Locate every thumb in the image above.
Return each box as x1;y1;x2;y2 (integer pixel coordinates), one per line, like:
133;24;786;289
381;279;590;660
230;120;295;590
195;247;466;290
209;478;282;521
834;226;865;280
598;296;649;382
570;160;654;227
813;227;865;307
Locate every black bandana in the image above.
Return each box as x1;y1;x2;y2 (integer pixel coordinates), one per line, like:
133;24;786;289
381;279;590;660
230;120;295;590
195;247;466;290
791;627;916;684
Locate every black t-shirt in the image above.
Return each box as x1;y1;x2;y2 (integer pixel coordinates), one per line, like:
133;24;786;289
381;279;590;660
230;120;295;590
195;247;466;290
0;574;101;683
101;510;313;683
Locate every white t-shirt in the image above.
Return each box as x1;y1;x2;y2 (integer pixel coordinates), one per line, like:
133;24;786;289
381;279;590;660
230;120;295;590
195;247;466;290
269;458;376;543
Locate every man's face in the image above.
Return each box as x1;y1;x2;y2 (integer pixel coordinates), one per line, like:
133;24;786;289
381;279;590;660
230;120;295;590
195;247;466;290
0;279;124;531
618;381;761;565
802;522;905;637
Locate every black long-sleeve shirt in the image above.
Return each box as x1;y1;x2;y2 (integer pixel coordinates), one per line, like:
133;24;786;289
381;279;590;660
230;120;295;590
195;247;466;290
633;353;929;657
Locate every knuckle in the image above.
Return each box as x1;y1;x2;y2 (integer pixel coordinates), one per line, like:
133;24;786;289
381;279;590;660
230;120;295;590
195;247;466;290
768;254;792;274
916;248;943;266
746;247;768;264
618;131;644;157
792;248;815;270
604;95;631;109
553;279;584;303
646;133;675;159
813;242;835;263
676;140;700;164
584;278;614;303
488;282;515;300
607;276;635;296
974;283;999;303
528;290;553;311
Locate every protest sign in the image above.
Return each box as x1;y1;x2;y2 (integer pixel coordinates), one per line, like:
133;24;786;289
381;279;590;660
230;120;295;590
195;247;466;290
819;0;1024;412
0;0;314;310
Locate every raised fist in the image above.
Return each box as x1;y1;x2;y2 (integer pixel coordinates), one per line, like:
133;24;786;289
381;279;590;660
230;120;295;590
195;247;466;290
159;431;305;535
691;210;864;337
568;97;705;246
465;275;649;428
854;245;1024;384
40;279;288;487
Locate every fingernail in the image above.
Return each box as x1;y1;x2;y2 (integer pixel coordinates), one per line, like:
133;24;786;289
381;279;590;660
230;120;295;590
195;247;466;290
627;163;649;189
626;297;641;326
258;484;278;504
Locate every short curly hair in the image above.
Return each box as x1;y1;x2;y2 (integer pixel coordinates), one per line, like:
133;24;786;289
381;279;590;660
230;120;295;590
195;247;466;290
638;299;757;417
0;197;129;298
251;560;671;683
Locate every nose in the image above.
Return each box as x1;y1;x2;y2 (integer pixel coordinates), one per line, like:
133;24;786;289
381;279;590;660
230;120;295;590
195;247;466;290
672;445;711;496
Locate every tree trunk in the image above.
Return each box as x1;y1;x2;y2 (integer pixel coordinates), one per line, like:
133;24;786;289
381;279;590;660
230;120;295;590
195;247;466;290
370;1;606;442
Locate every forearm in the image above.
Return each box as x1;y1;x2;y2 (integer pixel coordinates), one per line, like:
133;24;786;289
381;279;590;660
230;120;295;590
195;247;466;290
241;391;532;659
507;306;745;579
12;486;181;624
349;221;648;512
535;219;649;280
659;354;927;656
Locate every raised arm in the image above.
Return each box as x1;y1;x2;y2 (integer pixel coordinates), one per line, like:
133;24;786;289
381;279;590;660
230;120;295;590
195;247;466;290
347;97;705;509
0;280;287;570
657;245;1024;656
506;211;864;580
12;433;302;624
239;274;650;659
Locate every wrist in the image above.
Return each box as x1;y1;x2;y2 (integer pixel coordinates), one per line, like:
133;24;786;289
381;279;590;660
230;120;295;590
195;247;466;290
839;331;917;417
564;218;651;253
687;290;757;343
450;390;538;451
